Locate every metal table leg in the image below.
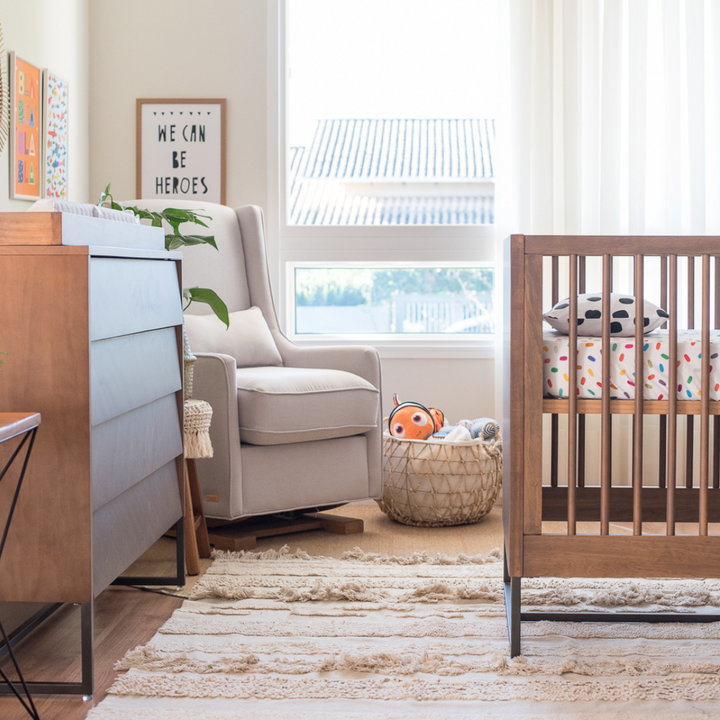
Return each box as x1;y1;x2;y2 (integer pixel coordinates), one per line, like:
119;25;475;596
0;426;41;717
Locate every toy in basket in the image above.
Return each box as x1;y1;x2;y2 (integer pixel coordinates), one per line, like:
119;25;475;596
378;395;502;527
387;393;445;440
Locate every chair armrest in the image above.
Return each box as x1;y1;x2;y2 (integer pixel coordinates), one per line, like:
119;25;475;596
275;340;382;390
192;351;236;403
192;352;239;442
190;352;244;519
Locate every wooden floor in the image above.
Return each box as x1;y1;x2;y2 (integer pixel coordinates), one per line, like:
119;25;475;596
0;501;503;720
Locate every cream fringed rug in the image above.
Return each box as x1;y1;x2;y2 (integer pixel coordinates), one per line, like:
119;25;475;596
88;546;720;719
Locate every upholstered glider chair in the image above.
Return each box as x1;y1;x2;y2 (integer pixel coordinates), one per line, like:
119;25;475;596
126;200;383;544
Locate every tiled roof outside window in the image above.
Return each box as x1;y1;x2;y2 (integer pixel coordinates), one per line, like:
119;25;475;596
289;119;495;226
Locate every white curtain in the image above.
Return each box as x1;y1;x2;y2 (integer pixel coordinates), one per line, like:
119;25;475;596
496;0;720;237
493;1;720;487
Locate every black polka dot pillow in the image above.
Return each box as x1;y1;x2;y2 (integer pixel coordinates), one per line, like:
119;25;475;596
543;292;669;336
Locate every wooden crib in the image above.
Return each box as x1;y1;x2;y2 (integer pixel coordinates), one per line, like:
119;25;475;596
503;234;720;656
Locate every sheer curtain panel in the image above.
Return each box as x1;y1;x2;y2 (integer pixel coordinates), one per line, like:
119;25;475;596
496;0;720;237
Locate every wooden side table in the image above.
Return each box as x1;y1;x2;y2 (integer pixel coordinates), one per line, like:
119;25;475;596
183;400;212;575
0;412;41;720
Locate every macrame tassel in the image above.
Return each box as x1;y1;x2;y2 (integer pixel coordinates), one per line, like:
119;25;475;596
184;428;214;459
184;399;214;459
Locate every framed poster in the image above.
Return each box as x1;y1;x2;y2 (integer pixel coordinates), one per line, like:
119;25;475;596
9;52;42;201
43;69;69;199
137;98;226;204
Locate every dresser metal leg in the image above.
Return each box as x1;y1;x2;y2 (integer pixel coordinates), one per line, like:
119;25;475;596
112;516;186;588
81;602;94;700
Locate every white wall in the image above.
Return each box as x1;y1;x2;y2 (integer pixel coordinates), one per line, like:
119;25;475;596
0;0;90;208
89;0;268;209
381;357;495;426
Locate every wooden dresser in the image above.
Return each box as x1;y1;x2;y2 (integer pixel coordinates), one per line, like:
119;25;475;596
0;212;184;605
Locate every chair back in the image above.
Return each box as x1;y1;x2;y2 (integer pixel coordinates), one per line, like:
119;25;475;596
123;199;253;314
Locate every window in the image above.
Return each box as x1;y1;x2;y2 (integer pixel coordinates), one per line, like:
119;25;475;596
273;0;497;353
294;265;494;335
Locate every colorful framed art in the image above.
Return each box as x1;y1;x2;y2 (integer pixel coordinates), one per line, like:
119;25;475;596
9;52;42;201
43;70;69;199
136;98;226;204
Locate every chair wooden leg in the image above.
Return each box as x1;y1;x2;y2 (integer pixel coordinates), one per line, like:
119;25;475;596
183;462;200;576
206;512;364;552
186;458;211;558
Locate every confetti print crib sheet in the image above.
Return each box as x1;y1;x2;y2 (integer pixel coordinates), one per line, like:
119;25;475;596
543;330;720;400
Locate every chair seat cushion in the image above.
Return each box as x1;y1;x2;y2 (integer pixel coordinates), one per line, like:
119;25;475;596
236;366;379;445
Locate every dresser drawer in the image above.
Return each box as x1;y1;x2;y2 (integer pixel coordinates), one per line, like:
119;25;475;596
93;459;182;595
89;257;183;341
91;328;181;426
91;393;183;510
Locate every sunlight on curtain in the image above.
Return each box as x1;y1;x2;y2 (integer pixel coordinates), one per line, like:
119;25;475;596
496;0;720;237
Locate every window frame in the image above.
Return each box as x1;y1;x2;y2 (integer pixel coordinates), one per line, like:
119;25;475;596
266;0;497;359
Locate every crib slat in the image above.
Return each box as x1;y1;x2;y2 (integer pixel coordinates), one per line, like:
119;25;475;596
714;419;720;490
568;254;578;536
550;256;559;488
667;255;678;535
714;257;720;490
687;258;695;490
688;256;695;327
601;254;612;535
661;255;668;327
700;255;710;535
578;411;586;487
633;254;644;535
550;416;559;487
578;257;586;488
659;255;668;489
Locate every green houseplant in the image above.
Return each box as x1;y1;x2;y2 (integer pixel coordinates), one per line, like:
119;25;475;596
98;184;229;327
98;184;229;398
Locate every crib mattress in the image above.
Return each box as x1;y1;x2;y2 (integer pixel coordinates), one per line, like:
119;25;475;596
543;330;720;401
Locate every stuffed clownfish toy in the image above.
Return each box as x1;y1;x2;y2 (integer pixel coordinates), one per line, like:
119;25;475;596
388;393;445;441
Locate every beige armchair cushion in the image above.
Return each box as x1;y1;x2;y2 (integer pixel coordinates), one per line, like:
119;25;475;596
236;366;379;445
184;307;283;368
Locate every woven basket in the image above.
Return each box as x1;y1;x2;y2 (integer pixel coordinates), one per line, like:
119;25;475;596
377;431;502;527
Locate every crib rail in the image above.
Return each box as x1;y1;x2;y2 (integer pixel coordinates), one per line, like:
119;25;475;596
503;234;720;579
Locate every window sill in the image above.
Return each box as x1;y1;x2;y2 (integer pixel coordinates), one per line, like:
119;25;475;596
287;334;496;359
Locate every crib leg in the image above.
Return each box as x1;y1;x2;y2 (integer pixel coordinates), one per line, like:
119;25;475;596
503;551;522;658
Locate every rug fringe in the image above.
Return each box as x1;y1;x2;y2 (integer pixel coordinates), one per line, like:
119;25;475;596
339;546;503;565
209;544;504;566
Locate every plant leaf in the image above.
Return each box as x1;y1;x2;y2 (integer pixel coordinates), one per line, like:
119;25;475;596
165;234;217;251
121;206;164;226
98;182;112;207
183;287;229;328
163;208;211;227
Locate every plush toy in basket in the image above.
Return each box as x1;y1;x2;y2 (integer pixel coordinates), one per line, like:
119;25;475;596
387;393;445;440
378;395;502;528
